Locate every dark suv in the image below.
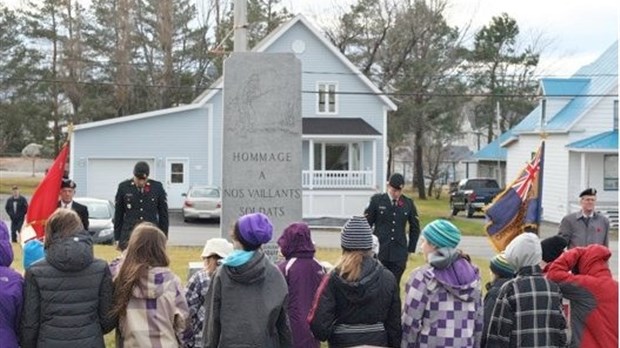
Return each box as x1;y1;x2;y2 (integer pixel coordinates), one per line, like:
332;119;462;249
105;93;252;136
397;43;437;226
450;178;501;218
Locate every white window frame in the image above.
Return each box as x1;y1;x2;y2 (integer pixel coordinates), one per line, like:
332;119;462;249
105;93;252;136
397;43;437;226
316;81;338;115
312;141;363;171
604;154;618;191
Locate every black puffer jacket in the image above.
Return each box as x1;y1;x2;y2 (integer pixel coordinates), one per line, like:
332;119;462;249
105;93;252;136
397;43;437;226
308;256;401;348
20;231;116;348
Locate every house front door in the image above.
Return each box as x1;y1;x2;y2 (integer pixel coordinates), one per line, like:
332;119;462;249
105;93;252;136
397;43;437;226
165;158;189;209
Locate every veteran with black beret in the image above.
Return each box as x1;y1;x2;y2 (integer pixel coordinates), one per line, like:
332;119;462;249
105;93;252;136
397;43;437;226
364;173;420;285
558;187;609;249
113;161;169;250
58;178;90;230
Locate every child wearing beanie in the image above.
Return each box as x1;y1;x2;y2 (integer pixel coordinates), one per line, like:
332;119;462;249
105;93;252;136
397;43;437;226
402;219;483;348
23;239;45;270
276;222;325;348
485;232;567;347
185;238;232;348
482;252;514;348
308;216;401;347
203;213;291;347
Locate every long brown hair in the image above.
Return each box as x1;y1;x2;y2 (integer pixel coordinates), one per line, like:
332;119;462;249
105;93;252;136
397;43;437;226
110;223;169;319
44;208;84;248
334;250;371;282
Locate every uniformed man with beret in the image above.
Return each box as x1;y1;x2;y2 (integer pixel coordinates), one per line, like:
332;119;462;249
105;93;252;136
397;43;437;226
114;161;169;250
58;179;89;230
558;188;609;249
364;173;420;285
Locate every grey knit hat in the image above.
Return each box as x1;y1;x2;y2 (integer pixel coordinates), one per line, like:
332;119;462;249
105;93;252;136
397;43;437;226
341;216;373;251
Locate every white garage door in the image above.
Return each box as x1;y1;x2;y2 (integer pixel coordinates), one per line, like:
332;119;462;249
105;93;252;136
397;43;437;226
87;158;155;203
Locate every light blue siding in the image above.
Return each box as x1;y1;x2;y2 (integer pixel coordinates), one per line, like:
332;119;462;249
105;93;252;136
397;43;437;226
73;107;213;190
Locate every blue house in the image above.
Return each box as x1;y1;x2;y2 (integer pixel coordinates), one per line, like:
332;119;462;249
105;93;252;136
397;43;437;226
70;15;396;217
490;41;618;226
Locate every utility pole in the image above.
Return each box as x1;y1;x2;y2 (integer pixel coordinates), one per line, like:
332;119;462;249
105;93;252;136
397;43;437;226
233;0;248;52
496;101;502;186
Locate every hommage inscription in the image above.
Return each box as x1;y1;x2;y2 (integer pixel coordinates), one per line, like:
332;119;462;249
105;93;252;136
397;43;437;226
221;53;302;238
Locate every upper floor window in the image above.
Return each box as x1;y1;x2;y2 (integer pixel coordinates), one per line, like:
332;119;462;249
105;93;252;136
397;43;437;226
317;82;337;114
613;99;618;130
604;154;618;191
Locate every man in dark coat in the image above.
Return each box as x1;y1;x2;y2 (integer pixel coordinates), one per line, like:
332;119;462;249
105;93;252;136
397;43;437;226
5;186;28;242
114;161;168;250
58;179;90;230
364;173;420;285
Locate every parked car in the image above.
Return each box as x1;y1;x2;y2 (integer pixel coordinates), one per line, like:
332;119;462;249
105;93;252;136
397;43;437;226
182;186;221;222
73;197;115;244
450;178;502;218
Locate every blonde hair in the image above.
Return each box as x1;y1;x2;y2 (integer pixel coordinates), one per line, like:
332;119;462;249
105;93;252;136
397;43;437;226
44;208;84;248
334;250;371;282
111;223;169;319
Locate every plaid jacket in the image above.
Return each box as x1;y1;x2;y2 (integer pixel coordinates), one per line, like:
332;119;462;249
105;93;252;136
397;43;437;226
485;265;567;348
184;269;211;348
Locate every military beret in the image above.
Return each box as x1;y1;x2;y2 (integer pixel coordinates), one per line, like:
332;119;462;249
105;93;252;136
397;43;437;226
133;161;150;179
579;188;597;197
388;173;405;189
61;179;76;189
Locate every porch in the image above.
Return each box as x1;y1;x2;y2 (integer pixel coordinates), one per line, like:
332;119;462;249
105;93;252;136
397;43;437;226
302;170;374;189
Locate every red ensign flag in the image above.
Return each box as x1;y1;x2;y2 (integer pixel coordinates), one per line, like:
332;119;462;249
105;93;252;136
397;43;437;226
22;144;69;242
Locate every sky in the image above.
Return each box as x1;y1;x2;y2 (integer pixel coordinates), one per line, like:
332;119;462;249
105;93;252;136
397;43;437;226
283;0;619;78
5;0;618;77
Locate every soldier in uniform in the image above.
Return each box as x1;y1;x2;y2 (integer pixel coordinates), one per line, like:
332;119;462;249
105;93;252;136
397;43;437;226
5;186;28;243
114;161;169;250
558;188;609;249
58;179;90;231
364;173;420;285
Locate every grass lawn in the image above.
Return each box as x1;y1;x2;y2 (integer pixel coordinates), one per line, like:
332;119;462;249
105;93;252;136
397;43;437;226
10;243;492;348
0;176;42;195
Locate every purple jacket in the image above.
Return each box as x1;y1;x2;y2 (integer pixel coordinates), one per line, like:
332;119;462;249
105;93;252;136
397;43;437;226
277;223;324;348
0;221;23;348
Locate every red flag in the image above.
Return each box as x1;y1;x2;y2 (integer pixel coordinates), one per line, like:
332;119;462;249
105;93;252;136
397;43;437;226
22;144;69;242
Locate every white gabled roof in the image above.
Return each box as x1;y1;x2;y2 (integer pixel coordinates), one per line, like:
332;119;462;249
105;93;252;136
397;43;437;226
74;103;201;131
194;14;397;111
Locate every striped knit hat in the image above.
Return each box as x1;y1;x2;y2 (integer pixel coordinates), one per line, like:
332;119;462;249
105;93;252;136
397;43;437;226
422;219;461;249
490;252;515;278
341;216;373;251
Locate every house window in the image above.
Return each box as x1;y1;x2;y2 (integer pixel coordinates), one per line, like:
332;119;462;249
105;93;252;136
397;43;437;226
317;82;337;114
313;142;362;170
604;154;618;190
614;100;618;130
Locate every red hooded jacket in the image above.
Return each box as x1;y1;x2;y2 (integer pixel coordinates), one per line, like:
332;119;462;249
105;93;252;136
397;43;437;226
546;245;618;348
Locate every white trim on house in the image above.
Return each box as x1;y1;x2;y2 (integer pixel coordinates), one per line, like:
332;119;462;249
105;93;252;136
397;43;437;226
302;134;381;140
382;106;388;192
567;148;619;153
69;135;76;178
194;15;397;111
74;103;201;130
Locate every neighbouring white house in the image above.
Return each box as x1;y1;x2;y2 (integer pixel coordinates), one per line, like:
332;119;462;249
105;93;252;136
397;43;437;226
500;41;618;227
69;14;396;218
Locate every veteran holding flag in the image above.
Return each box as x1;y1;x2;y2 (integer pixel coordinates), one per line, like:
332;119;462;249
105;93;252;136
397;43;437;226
485;142;545;251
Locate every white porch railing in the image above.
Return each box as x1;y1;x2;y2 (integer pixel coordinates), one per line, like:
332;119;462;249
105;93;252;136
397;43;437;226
302;170;374;189
569;201;619;229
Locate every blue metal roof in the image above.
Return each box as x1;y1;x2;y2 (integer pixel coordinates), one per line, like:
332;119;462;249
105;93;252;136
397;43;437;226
512;41;618;134
566;130;618;151
539;78;590;96
473;130;513;161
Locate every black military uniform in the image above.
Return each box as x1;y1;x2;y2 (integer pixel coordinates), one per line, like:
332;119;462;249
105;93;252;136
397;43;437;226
365;173;420;285
114;162;169;250
5;186;28;243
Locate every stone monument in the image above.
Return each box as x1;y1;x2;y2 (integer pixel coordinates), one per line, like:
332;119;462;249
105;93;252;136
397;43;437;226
221;52;302;250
